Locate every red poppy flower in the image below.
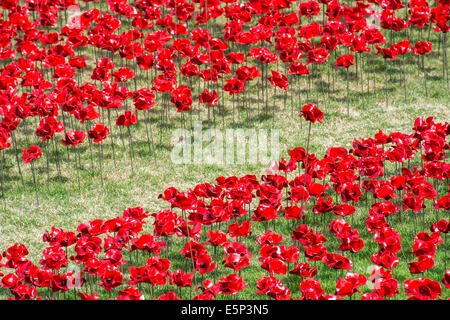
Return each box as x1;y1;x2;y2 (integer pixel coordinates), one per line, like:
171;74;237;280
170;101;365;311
256;276;291;300
307;47;330;64
332;204;356;216
299;278;324;300
404;278;442;300
335;54;355;68
113;67;136;83
391;40;411;55
157;291;183;300
87;124;110;143
36;117;64;142
261;257;288;275
288;62;310;75
228;220;252;238
284;205;305;220
117;287;144;300
204;230;228;247
322;253;353;270
375;44;398;60
223;78;245;95
443;270;450;289
217;273;247;295
257;230;283;246
236;66;261;82
223;242;252;272
413;41;432;55
300;104;324;123
290;262;318;278
116;111;138;126
131;234;166;255
98;269;123;292
171;85;193;112
22;145;42;163
408;256;435;274
61;131;86;147
430;219;449;233
39;246;68;270
199;89;218;106
298;1;321;18
1;273;20;289
169;269;193;288
335;272;367;297
268;70;288;91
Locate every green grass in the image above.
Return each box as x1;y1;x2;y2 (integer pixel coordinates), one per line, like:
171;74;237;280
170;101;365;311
0;9;449;300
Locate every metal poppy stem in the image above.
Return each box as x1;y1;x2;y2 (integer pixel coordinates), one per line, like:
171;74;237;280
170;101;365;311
52;138;61;177
75;146;81;194
30;161;39;207
444;32;449;90
86;123;95;172
127;125;134;175
422;55;428;97
445;232;447;271
142;110;153;155
384;58;388;108
346;67;350;117
98;141;104;189
10;132;24;187
402;54;407;101
107;109;117;167
1;150;5;209
44;141;50;191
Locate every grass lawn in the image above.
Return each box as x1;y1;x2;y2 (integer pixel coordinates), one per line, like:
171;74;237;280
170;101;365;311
0;10;449;299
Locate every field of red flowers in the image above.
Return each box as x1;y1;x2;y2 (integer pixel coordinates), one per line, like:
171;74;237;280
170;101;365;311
1;114;448;300
0;0;448;300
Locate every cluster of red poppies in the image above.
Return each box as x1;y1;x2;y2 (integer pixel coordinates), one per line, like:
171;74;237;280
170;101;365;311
0;114;448;300
0;0;448;166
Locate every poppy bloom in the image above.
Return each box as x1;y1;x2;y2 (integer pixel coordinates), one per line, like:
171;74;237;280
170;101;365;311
22;145;42;163
288;62;310;75
222;242;252;272
169;270;193;288
204;230;228;247
228;220;252;238
430;219;449;234
335;273;367;297
256;276;291;300
300;104;324;123
87;124;110;143
322;253;353;270
223;78;245;95
171;85;193;112
116;111;138;126
199;89;218;106
335;54;355;68
157;291;182;300
257;231;283;246
268;70;288;91
404;278;442;300
261;257;288;275
113;67;136;83
98;269;123;292
217;273;247;295
284;205;305;220
413;41;432;55
299;279;325;300
289;262;317;278
36;117;64;142
117;287;144;300
61;131;86;146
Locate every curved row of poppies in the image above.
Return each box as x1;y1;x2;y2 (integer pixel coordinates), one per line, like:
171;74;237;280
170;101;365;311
1;112;448;300
0;0;448;157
